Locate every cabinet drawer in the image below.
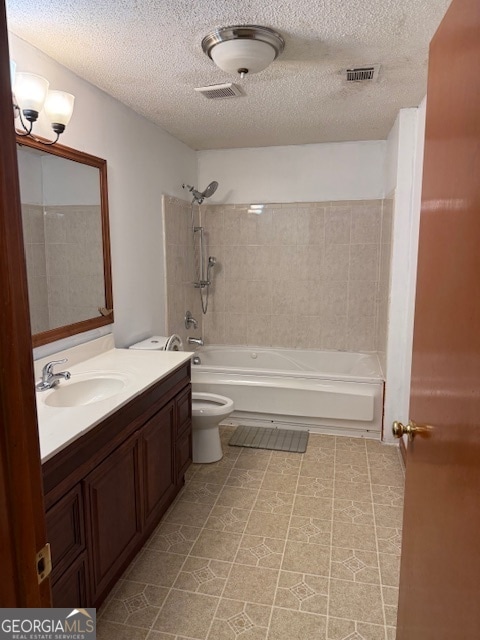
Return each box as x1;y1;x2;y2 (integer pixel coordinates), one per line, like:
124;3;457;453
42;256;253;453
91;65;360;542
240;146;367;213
176;425;192;481
46;484;85;580
176;387;191;437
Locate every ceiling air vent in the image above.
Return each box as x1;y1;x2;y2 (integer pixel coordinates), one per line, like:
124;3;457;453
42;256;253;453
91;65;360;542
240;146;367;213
195;83;243;99
346;65;380;82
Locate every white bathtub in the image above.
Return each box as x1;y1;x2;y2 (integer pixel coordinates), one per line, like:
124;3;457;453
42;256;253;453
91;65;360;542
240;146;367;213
191;346;385;438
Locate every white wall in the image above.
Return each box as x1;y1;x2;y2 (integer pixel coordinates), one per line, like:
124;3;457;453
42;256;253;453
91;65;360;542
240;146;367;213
198;141;387;204
9;33;197;350
383;102;426;443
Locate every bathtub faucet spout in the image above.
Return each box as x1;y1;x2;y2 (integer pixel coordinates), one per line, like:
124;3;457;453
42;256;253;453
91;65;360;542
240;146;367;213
188;337;204;347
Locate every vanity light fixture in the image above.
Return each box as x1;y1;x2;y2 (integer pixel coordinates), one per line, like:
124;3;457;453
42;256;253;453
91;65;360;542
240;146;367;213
10;62;75;145
201;25;285;79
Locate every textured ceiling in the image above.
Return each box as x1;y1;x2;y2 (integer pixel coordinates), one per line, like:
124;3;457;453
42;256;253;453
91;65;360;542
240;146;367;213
6;0;451;150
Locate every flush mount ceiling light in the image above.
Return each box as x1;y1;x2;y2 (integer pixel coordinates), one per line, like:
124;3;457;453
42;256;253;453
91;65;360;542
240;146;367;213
10;61;75;146
202;25;285;79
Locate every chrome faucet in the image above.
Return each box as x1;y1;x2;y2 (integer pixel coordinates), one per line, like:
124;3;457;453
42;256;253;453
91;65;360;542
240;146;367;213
36;358;71;391
188;337;204;347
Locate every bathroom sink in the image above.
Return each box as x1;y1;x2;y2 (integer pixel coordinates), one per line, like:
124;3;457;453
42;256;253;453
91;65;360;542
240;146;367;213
43;376;127;408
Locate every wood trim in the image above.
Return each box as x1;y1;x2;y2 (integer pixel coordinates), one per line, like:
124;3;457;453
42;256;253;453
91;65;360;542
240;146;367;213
100;161;113;327
32;315;114;348
0;6;51;606
16;135;108;167
15;135;114;347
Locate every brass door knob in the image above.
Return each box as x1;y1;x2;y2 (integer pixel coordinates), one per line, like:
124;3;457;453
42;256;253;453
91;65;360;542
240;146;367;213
392;420;431;440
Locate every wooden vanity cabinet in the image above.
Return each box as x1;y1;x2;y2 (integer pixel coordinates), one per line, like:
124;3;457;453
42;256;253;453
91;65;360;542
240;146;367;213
42;362;191;608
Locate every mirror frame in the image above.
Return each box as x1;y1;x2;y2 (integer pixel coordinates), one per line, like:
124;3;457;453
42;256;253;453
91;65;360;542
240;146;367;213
16;135;114;347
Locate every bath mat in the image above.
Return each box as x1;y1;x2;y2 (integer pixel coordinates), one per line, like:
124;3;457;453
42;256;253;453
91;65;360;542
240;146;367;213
228;425;309;453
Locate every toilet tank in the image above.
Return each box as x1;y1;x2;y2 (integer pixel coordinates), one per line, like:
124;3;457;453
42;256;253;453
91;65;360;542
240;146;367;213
129;335;183;351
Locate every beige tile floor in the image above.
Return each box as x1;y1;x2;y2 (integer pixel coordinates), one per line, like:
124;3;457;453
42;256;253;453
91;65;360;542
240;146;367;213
97;427;405;640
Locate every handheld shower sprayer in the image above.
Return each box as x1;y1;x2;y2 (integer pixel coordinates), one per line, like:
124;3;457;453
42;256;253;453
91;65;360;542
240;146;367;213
205;255;217;286
182;179;219;314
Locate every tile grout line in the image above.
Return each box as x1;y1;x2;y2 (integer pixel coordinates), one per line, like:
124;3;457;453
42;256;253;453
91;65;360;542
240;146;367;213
367;442;389;640
325;434;337;638
262;447;306;637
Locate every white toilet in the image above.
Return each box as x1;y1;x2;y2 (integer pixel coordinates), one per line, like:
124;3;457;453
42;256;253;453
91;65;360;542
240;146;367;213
129;335;234;463
190;392;234;463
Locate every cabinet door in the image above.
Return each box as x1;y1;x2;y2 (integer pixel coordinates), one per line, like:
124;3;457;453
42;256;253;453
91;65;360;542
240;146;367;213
176;426;192;482
85;434;142;602
176;387;192;437
46;484;85;582
141;401;176;528
51;552;88;608
175;387;192;483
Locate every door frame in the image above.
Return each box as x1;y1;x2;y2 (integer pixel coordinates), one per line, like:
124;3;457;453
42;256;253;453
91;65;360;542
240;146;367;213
0;1;51;606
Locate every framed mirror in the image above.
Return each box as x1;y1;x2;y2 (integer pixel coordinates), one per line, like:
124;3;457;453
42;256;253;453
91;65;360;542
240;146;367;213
16;135;114;347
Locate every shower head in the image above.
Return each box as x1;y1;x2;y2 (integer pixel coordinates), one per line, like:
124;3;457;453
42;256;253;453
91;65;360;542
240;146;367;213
202;181;218;199
182;181;219;204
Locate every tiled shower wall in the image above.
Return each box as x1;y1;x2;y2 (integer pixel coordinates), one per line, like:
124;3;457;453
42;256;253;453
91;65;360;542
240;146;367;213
164;197;393;353
21;204;105;333
163;196;202;348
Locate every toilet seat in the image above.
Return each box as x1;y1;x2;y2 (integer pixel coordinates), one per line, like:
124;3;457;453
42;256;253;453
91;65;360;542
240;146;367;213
192;392;234;417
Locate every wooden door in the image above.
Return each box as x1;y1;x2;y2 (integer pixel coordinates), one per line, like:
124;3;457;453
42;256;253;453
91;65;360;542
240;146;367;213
0;1;52;606
396;0;480;637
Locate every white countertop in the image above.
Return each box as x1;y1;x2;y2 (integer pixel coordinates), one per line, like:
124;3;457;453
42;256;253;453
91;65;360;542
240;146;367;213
36;338;191;463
